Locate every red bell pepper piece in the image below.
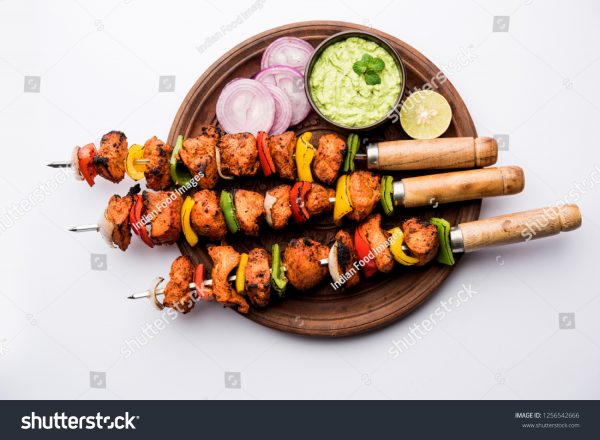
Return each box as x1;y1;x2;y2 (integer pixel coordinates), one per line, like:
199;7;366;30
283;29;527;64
130;194;154;248
354;228;377;278
78;143;97;187
257;131;276;177
194;264;211;301
290;181;312;223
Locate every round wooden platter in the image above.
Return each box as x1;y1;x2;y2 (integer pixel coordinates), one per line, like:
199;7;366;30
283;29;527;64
168;21;480;337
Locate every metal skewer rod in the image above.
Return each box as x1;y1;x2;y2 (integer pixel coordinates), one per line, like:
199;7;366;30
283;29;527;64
50;154;363;169
48;158;150;168
69;224;99;233
128;258;331;300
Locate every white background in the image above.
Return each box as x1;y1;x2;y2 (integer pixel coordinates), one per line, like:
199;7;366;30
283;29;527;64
1;0;599;399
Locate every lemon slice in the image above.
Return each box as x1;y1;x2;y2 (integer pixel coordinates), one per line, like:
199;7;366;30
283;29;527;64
400;90;452;139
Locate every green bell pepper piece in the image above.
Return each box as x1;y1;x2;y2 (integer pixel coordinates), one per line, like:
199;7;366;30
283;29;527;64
169;135;192;186
220;190;239;234
270;243;288;297
342;133;360;172
380;175;394;215
430;217;455;265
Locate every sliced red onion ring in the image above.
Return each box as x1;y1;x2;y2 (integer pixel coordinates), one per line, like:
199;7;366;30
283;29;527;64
261;37;314;74
215;146;234;180
255;66;311;126
98;209;116;248
71;146;83;181
328;243;343;284
216;78;275;135
263;191;277;227
264;84;292;135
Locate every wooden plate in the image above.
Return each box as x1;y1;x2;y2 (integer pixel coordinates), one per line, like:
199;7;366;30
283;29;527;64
168;21;480;337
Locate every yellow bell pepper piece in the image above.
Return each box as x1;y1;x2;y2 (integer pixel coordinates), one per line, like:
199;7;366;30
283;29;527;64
235;253;249;294
333;174;353;224
388;227;419;266
125;144;146;181
295;132;314;182
181;196;199;247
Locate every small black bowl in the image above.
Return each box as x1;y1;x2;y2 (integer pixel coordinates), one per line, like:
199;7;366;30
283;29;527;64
304;31;407;131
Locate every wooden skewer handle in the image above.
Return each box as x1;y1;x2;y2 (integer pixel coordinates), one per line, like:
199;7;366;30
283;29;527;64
458;204;582;252
372;136;498;170
400;166;525;208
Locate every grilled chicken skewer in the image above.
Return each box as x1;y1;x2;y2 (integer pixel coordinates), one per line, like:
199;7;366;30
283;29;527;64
128;258;331;299
49;127;498;190
69;166;525;251
127;205;581;315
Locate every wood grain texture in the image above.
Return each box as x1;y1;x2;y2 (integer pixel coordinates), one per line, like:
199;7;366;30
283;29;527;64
460;204;582;252
168;21;480;337
401;166;524;208
377;136;498;170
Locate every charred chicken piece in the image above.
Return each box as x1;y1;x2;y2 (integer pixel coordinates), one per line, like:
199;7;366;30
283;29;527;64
180;125;220;189
94;130;128;183
305;183;335;217
268;131;296;180
218;133;259;177
346;171;381;222
105;193;134;251
402;218;439;266
142;190;182;245
208;245;249;314
283;238;329;291
245;248;271;307
163;256;195;314
333;230;360;288
313;134;346;185
233;189;264;237
358;214;394;273
143;136;172;190
190;190;227;241
265;184;292;230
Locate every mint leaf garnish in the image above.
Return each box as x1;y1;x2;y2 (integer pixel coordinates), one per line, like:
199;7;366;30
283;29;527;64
353;53;386;85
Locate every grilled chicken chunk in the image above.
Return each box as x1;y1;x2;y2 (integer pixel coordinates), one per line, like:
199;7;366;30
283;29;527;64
142;190;182;245
346;171;381;222
208;245;249;314
190;190;227;241
233;190;264;237
218;133;259;177
143;136;172;190
163;256;195;314
313;134;346;185
268;131;296;180
402;218;439;266
305;183;335;217
106;193;134;251
180;126;219;189
333;230;360;288
358;214;394;273
265;184;292;230
283;238;329;291
94;130;128;183
245;248;271;307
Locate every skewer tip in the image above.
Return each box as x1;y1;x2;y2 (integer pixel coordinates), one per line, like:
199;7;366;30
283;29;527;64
47;161;73;168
